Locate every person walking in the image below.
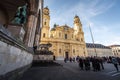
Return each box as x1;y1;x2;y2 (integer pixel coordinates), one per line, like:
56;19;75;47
112;57;119;72
99;58;104;70
64;58;67;63
69;57;72;62
84;58;90;71
79;58;84;70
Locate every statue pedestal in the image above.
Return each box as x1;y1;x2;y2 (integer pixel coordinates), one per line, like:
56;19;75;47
7;24;25;41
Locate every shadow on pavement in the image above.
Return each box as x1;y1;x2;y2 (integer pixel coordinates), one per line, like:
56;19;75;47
31;61;62;67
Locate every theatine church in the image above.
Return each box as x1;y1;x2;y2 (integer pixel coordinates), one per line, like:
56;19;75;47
40;7;88;60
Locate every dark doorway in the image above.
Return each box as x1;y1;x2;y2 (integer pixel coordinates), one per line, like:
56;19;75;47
65;52;69;60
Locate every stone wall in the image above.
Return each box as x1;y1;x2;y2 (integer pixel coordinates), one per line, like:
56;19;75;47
0;41;33;80
33;55;53;61
0;41;33;75
0;25;33;80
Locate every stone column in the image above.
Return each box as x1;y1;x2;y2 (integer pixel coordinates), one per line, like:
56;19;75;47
34;0;43;47
24;0;39;48
70;44;73;57
24;14;36;47
30;17;38;47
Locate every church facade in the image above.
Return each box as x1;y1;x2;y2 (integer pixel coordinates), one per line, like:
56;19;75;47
40;7;87;60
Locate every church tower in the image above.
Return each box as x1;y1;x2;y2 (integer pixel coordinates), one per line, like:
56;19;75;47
74;15;84;42
73;15;87;56
41;6;50;39
74;15;83;34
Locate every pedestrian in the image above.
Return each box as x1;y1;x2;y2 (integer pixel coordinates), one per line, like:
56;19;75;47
99;58;104;70
116;57;120;65
76;56;80;62
64;58;67;63
69;57;72;62
79;58;84;70
96;58;100;71
84;58;90;71
53;55;56;61
91;57;96;71
112;57;119;72
73;57;75;62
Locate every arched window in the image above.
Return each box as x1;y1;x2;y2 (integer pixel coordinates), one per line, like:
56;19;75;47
59;49;61;53
50;34;53;38
44;22;46;25
59;32;61;37
43;33;46;38
73;49;75;53
81;38;83;41
65;34;67;39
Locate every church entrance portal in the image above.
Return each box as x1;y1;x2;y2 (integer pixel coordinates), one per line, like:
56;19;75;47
65;52;69;60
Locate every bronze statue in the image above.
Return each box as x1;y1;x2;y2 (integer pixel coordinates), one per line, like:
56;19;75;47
12;4;27;24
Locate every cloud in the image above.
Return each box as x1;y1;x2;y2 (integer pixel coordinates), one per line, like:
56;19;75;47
85;23;120;46
48;0;116;27
88;0;115;16
45;0;119;45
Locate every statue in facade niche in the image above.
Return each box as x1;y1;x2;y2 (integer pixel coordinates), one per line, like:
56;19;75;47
12;4;27;24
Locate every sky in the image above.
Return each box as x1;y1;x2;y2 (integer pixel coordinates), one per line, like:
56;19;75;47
44;0;120;46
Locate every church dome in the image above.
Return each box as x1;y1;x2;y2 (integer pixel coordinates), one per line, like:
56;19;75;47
44;6;49;10
74;15;79;19
43;6;49;15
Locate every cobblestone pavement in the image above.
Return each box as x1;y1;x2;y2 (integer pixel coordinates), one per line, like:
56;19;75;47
20;61;120;80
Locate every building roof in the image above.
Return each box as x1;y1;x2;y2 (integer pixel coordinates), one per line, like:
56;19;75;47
108;45;120;47
51;28;56;31
51;24;72;31
86;43;111;49
60;24;70;28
